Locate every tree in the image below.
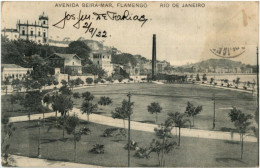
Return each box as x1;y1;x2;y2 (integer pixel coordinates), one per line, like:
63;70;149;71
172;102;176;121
210;78;214;84
59;85;72;95
22;77;32;91
185;102;203;127
64;115;80;161
147;102;162;123
150;122;177;167
229;107;252;159
73;92;81;99
61;80;68;86
68;80;76;90
166;112;191;146
82;65;106;79
196;74;200;81
11;78;22;92
53;80;59;86
75;78;84;86
23;91;43;122
82;91;94;102
202;74;207;81
52;94;73;138
3;77;10;95
81;100;98;121
9;94;18;113
1;116;16;166
235;77;240;88
98;96;112;106
86;78;93;85
67;41;92;66
81;91;97;121
111;99;134;129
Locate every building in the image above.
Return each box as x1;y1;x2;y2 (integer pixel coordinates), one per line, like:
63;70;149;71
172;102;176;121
91;51;114;76
2;12;49;44
1;64;33;81
47;53;82;75
1;28;19;41
157;61;169;73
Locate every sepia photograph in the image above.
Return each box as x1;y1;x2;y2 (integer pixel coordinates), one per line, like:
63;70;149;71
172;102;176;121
1;1;259;167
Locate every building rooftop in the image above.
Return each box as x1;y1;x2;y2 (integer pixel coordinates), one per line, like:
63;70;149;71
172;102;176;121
2;64;27;69
50;53;82;62
2;28;18;33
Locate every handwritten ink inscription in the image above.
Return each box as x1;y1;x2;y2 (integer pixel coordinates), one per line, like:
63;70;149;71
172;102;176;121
53;10;148;38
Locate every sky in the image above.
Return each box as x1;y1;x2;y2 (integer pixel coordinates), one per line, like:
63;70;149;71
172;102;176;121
1;1;259;65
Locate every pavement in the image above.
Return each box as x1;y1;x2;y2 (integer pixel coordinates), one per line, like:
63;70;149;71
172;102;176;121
6;154;102;167
9;108;257;143
198;83;257;94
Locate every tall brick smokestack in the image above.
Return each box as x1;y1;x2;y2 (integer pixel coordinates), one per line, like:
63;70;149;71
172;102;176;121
152;34;156;79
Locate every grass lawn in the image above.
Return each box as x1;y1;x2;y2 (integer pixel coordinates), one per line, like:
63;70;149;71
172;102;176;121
6;118;258;167
72;83;257;131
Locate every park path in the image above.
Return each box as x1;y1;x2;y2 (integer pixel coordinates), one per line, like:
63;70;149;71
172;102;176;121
7;154;102;167
8;108;257;143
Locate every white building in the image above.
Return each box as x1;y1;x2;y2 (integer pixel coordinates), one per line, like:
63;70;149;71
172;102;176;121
1;64;33;81
2;12;49;44
91;51;114;76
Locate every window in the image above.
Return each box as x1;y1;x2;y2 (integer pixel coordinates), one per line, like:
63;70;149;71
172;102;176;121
43;32;46;38
22;30;25;35
30;31;33;36
43;21;46;24
38;40;41;43
73;62;74;65
14;35;17;38
38;31;41;36
97;61;99;64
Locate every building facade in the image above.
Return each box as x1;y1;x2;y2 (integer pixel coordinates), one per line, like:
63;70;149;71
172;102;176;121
2;12;49;44
92;51;114;76
47;53;82;75
1;64;33;81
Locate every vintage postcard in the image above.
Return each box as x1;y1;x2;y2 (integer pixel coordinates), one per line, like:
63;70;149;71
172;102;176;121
1;1;259;167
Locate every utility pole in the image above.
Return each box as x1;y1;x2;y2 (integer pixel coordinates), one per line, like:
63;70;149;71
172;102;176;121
38;117;41;158
212;94;216;129
127;92;132;167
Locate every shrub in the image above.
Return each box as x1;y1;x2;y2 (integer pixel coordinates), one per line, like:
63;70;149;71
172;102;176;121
124;140;139;150
134;147;151;159
73;92;80;99
94;79;99;84
86;78;93;84
102;128;126;137
79;127;91;135
90;144;104;154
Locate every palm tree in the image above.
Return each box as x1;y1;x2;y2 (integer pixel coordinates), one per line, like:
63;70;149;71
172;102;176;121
147;102;162;123
166;112;191;146
185;102;202;127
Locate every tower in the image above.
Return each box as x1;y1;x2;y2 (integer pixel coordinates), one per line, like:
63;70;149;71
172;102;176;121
152;34;156;80
39;12;49;43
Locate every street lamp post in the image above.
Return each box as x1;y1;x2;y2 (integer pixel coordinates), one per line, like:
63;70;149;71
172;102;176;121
212;94;216;129
127;92;132;167
38;117;41;158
